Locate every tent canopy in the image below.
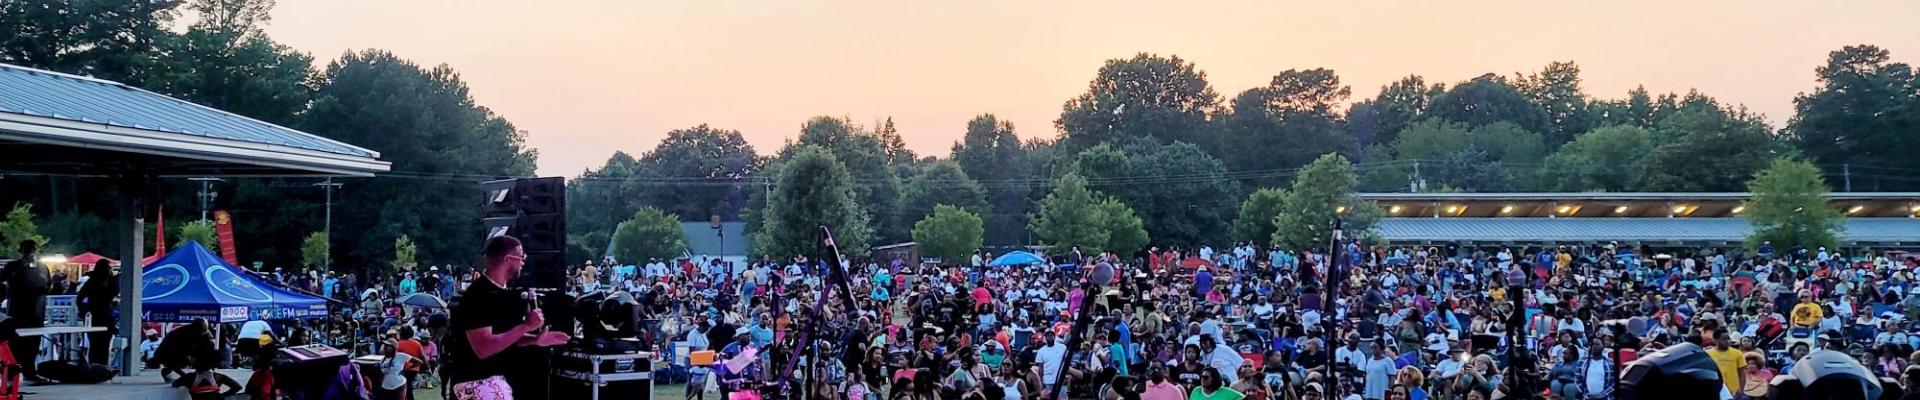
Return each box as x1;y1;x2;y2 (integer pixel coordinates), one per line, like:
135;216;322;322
140;241;327;323
989;251;1045;267
67;252;118;266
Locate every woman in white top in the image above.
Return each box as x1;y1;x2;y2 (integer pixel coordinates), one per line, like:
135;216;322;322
377;341;415;400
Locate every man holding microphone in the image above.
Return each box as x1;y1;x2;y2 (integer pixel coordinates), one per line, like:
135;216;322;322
442;236;569;400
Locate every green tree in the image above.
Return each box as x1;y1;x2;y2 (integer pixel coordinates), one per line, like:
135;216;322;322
1212;69;1357;187
1057;53;1219;152
1513;61;1594;147
1641;105;1780;192
1428;74;1551;135
1542;125;1656;191
1096;198;1149;255
392;234;417;272
1072;142;1241;247
0;0;180;84
1377;119;1548;192
951;114;1029;246
1745;158;1843;250
176;220;219;253
1031;173;1109;253
567;151;646;252
611;207;688;264
1788;45;1920;191
757;145;871;257
633;125;761;220
900;160;988;226
0;203;47;259
1273;154;1378;250
1233;188;1289;243
300;232;329;271
1349;75;1444;147
911;205;983;265
302;50;536;268
787;116;903;244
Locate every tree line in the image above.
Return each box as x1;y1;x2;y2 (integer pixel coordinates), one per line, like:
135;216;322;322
3;0;1914;270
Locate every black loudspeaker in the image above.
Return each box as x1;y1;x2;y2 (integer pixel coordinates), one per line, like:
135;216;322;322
485;214;565;253
482;177;565;217
1768;350;1887;400
1617;343;1723;400
483;177;567;289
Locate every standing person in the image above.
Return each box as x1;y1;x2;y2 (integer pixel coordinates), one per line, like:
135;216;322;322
3;239;50;383
442;236;570;400
1361;341;1396;400
76;258;119;365
1706;329;1746;397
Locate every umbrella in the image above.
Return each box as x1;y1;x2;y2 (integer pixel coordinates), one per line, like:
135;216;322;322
989;251;1045;267
397;293;448;308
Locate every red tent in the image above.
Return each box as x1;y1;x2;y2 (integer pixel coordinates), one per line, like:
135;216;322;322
66;252;118;266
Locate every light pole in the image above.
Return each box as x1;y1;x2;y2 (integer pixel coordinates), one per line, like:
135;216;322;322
188;177;223;221
315;178;342;270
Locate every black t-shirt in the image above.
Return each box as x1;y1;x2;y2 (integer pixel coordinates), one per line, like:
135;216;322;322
442;278;527;384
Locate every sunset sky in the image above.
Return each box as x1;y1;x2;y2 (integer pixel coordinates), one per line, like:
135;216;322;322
261;0;1920;177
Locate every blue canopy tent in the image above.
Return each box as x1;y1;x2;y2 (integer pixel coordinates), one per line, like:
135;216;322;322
140;241;329;323
988;251;1046;267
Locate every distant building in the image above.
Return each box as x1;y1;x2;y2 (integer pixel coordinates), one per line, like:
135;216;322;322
681;221;747;267
1361;192;1920;247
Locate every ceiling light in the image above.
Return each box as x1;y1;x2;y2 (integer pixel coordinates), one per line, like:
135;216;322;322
1500;205;1514;214
1614;206;1629;214
1671;205;1688;214
1731;206;1745;214
1556;206;1572;214
1336;206;1348;213
1848;205;1865;214
1445;205;1459;213
1389;205;1403;214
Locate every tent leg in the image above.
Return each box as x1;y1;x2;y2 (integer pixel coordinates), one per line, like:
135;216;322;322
116;178;146;376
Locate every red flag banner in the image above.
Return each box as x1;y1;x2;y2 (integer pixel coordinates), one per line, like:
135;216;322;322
154;205;166;258
214;210;239;265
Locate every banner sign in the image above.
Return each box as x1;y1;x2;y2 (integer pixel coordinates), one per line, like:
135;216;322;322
214;210;239;266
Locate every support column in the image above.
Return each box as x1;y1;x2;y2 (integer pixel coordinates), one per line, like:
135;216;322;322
115;177;146;376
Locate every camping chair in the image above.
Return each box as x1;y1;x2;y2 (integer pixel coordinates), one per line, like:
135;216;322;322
0;341;20;400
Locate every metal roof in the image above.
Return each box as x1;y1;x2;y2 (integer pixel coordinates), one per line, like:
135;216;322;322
1374;217;1920;245
681;222;747;256
0;63;376;158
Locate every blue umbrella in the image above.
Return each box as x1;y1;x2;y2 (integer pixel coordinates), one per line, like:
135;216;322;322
988;251;1045;266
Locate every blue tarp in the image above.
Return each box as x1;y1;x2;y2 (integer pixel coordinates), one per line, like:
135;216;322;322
140;241;329;323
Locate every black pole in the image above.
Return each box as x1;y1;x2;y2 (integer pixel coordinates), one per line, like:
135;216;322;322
1504;262;1539;400
1323;217;1342;400
1051;275;1101;400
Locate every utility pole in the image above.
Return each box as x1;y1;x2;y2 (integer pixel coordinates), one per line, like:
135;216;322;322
316;178;343;246
188;177;223;221
1843;163;1853;192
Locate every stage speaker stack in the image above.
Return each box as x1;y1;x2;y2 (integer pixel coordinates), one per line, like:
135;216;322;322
274;344;349;399
1769;350;1894;400
482;177;567;289
1616;343;1723;400
552;351;654;400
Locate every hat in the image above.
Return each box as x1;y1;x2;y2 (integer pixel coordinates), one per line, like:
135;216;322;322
1304;383;1324;393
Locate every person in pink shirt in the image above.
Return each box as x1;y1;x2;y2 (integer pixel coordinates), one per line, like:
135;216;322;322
973;285;992;311
1140;367;1186;400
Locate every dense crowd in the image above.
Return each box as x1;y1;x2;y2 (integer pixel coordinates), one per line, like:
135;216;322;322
139;240;1920;400
633;243;1920;400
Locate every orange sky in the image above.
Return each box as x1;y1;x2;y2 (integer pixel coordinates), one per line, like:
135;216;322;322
261;0;1920;177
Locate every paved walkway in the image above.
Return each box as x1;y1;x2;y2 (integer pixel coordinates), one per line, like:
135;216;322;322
28;368;253;400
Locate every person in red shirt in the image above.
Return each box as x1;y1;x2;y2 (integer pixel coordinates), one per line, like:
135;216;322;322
395;326;426;399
